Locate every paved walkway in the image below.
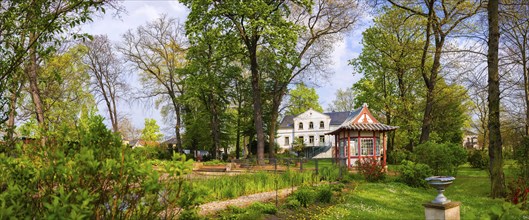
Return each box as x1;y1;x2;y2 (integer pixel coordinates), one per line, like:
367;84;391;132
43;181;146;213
198;187;298;216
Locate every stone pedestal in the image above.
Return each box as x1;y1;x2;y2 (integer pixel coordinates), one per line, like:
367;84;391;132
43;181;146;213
423;201;461;220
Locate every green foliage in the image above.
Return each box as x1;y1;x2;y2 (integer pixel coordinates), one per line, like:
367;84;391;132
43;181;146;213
0;114;193;219
468;149;489;169
397;160;433;188
141;118;163;142
285;197;301;210
507;178;529;210
514;137;529;181
389;148;412;165
413;141;467;176
286;83;323;115
315;185;333;203
203;159;226;165
248;202;277;215
356;158;386;182
293;187;316;208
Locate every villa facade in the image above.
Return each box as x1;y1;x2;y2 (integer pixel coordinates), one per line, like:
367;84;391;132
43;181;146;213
276;109;349;158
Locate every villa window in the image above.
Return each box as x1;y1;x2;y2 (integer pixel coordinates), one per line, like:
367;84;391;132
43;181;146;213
299;122;303;130
319;135;325;143
285;137;290;146
320;121;324;129
309;122;314;129
309;136;314;144
298;136;304;143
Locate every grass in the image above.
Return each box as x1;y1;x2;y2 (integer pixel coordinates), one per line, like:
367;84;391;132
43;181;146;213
190;170;319;202
214;162;528;219
305;163;526;219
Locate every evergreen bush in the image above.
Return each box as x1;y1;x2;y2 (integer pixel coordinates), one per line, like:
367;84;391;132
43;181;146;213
397;160;433;188
413;141;467;176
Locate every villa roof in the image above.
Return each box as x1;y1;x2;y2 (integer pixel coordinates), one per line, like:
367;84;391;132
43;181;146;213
278;111;350;129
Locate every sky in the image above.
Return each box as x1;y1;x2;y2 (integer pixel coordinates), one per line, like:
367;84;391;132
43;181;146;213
81;1;366;134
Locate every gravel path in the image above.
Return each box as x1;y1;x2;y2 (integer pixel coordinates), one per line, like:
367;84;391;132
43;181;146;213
199;187;298;216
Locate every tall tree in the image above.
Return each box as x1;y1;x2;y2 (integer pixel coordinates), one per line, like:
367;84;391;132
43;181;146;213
500;0;529;135
182;0;309;164
264;0;362;158
185;23;241;159
386;0;482;144
351;6;425;151
286;83;323;116
84;35;127;132
141;118;163;142
327;88;356;112
487;0;506;198
119;15;187;151
0;0;115;147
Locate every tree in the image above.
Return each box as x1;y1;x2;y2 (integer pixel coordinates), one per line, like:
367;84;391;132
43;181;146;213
119;15;186;151
500;0;529;136
118;116;141;140
487;0;506;198
84;35;127;132
0;0;115;145
141;118;163;142
351;6;425;152
14;45;95;141
264;0;362;159
185;19;241;159
286;83;323;116
327;88;356;112
386;0;482;144
181;0;310;164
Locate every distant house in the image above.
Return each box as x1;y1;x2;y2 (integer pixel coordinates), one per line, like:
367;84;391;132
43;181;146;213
276;108;350;158
326;103;398;168
463;130;480;150
128;139;159;149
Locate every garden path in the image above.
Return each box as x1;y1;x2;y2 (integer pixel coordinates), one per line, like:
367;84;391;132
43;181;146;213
199;186;298;215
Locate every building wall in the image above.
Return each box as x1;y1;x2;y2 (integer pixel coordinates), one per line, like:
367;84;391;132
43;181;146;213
276;109;337;151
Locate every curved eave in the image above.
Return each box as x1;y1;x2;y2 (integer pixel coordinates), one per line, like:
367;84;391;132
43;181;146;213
325;124;399;135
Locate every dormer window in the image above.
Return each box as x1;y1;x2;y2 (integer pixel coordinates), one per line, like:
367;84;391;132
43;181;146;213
309;122;314;129
299;122;303;130
320;121;324;129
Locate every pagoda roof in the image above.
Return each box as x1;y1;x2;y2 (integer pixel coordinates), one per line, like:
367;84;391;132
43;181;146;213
326;103;398;135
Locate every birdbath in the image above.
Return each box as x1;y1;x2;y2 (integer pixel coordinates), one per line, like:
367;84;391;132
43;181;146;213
425;176;455;204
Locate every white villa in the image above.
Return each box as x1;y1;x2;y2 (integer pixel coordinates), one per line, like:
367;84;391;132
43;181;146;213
276;104;398;168
276;108;350;158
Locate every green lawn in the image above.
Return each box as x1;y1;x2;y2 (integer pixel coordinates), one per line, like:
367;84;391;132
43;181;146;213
307;164;526;220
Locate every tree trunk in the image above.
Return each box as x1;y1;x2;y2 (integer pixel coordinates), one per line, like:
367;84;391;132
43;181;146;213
210;94;221;160
236;95;242;159
27;33;45;146
175;105;183;151
111;93;119;133
487;0;506;198
522;62;529;136
268;90;284;160
249;42;265;165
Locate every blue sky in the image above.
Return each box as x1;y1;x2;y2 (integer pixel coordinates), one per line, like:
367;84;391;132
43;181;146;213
81;1;366;133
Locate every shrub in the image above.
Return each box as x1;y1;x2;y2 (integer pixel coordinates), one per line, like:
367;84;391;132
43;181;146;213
507;178;529;210
293;187;316;208
248;202;277;214
389;148;412;165
316;186;333;203
468;149;488;169
0;114;193;219
356;158;386;182
285;197;301;210
515;137;529;180
413;141;467;176
397;160;433;188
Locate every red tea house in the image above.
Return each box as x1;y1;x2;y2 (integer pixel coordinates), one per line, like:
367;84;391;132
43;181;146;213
326;103;398;169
